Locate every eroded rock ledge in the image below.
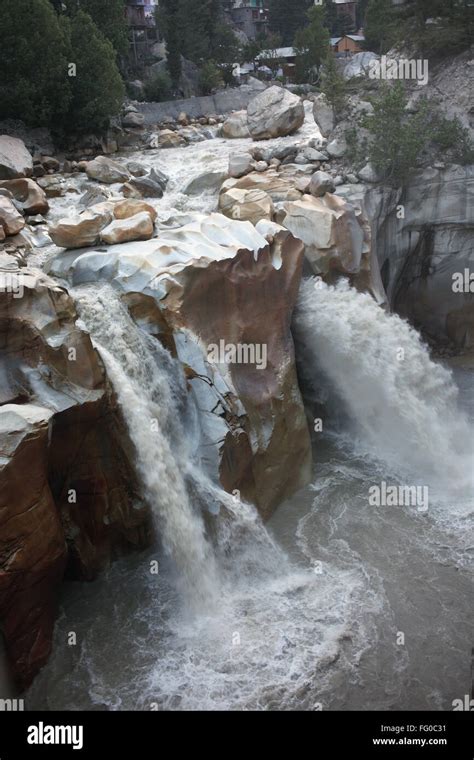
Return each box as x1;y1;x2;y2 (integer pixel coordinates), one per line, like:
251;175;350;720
0;260;152;688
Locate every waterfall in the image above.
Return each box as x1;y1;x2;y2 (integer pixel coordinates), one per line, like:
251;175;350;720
293;278;474;496
74;284;219;609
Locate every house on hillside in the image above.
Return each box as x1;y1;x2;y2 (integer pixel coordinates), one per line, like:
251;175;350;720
332;0;357;28
225;0;270;40
125;0;161;64
332;34;365;55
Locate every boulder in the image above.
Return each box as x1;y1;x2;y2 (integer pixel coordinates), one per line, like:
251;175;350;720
113;199;157;223
282;193;384;300
326;136;347;158
37;175;65;198
229;153;254;179
312;93;334;137
220;168;310;204
0;196;25;236
86;155;130;184
127;160;148;177
49;207;113;249
221;111;250;139
41;156;60;172
219;186;274;225
309;170;336;197
100;211;154;245
158;129;186;149
122;112;145;128
0;136;33;179
123;175;164;199
184;170;227;195
357;162;381;183
247;86;305;140
0;178;49;215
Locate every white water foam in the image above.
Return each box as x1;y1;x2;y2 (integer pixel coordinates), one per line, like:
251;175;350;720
293;279;474;544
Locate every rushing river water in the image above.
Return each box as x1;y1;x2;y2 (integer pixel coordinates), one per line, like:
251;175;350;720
25;105;473;711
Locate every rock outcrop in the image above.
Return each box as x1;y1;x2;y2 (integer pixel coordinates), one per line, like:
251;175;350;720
47;213;312;520
0;261;152;688
247;86;305;140
282;193;385;302
365;164;474;348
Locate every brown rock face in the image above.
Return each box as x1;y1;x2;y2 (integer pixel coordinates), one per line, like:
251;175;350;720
0;263;152;688
0;405;66;689
162;228;312;519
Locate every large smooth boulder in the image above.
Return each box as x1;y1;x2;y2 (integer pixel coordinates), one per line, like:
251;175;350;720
312;93;334;137
221;111;250;139
247;86;305;140
0;196;25;236
309;170;336;198
100;211;154;245
86;155;130;184
113;199;157;222
184;170;227;196
0;136;33;179
219;186;274;225
0;178;49;215
49;207;113;249
158;129;186;149
47;214;312;520
282;193;385;300
220;167;311;204
229;153;254;179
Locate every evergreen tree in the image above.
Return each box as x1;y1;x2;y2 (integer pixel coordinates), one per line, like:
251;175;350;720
67;0;129;56
269;0;312;46
363;0;396;54
0;0;71;128
61;10;125;133
320;50;346;118
294;5;330;83
157;0;182;87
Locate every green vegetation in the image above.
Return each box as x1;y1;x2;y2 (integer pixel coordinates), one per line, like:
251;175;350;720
363;0;473;58
0;0;125;136
294;5;330;84
350;82;474;185
320;51;347;118
143;72;172;103
61;10;125;134
0;0;72;127
199;62;223;95
67;0;128;56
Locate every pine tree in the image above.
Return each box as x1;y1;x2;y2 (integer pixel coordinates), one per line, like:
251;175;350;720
67;0;129;56
294;5;330;83
0;0;71;128
157;0;182;87
269;0;313;46
363;0;396;54
61;10;125;133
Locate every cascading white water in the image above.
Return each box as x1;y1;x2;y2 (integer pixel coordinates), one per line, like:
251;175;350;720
74;284;219;608
294;278;474;497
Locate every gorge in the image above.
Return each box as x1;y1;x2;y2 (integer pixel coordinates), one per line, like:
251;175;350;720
0;76;472;713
